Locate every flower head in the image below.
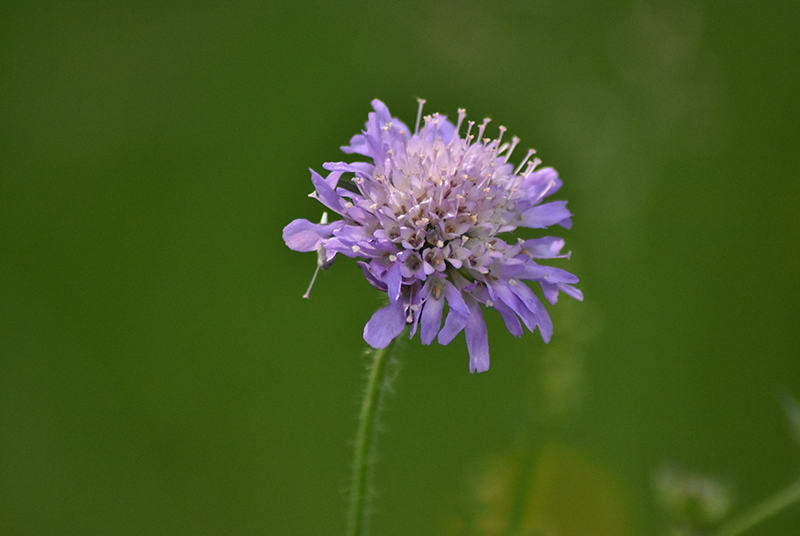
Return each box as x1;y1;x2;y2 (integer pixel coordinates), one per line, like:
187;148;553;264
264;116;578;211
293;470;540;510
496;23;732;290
283;99;582;373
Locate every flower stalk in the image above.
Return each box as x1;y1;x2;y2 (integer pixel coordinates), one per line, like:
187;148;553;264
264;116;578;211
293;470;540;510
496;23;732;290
346;337;402;536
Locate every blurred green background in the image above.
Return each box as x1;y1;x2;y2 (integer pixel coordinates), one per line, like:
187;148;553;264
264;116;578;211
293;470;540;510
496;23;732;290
2;1;798;535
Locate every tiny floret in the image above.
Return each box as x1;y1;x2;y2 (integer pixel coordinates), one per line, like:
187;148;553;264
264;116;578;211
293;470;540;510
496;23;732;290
283;99;583;373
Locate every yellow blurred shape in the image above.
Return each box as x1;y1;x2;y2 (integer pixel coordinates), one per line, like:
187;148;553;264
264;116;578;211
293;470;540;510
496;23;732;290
520;444;633;536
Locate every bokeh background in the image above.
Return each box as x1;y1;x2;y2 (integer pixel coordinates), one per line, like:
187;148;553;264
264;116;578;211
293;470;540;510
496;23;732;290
2;1;799;535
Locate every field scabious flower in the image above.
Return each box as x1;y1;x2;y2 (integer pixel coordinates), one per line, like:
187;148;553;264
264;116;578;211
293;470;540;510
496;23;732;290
283;99;582;373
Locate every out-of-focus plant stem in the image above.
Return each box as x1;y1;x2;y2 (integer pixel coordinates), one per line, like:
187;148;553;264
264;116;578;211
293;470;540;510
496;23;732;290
713;478;800;536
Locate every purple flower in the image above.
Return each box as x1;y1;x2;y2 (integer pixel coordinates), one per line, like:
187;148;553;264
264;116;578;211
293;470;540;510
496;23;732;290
284;99;582;373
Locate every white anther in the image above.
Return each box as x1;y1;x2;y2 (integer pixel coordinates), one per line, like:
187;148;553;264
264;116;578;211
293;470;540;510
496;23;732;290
415;98;426;135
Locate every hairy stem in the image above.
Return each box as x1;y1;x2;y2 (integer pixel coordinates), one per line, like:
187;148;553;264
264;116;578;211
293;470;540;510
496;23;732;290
345;339;401;536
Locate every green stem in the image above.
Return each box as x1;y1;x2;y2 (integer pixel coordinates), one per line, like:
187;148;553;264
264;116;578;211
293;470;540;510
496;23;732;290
345;340;401;536
713;478;800;536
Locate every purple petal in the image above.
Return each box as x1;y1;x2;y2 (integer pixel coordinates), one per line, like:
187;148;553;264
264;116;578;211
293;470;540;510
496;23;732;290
465;300;490;373
282;219;344;252
487;281;538;333
519;201;572;229
540;281;560;305
558;283;584;301
333;225;373;244
320;237;364;258
536;303;553;342
384;262;402;304
363;300;406;349
444;281;469;316
491;297;523;337
341;133;370;156
486;257;526;279
509;282;553;343
371;99;394;126
364;123;384;159
420;293;445;345
370;99;411;134
324;170;343;189
408;288;423;338
540;280;583;305
310;169;344;214
519;263;580;284
438;308;468;346
357;261;388;292
520;237;568;259
323;161;375;177
518;167;563;204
